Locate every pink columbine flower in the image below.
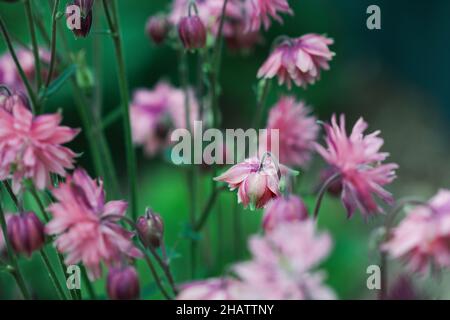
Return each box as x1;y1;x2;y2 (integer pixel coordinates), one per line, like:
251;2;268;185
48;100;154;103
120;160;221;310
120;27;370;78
214;156;281;210
257;34;335;89
262;195;308;232
233;220;336;300
130;81;198;156
260;96;319;168
0;48;51;92
177;277;239;300
46;169;142;279
315;114;398;218
383;189;450;274
245;0;293;32
0;100;79;193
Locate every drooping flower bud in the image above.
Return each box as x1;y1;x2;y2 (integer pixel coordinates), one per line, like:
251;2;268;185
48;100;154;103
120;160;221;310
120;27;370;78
107;266;140;300
146;15;169;45
7;212;45;257
66;0;94;38
178;16;206;50
136;209;164;249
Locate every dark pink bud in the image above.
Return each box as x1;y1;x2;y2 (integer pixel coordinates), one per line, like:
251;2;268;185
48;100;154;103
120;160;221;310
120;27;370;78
66;0;93;38
7;212;45;257
107;266;140;300
0;89;31;113
178;16;206;50
136;209;164;248
146;16;169;45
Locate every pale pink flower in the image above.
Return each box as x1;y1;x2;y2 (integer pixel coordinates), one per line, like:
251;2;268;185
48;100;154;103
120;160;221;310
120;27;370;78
0;101;79;193
262;195;308;232
177;277;239;300
46;169;142;279
245;0;293;32
130;81;198;156
315;114;398;218
257;34;335;89
214;156;281;210
233;220;335;300
383;190;450;274
0;48;51;92
260;96;319;168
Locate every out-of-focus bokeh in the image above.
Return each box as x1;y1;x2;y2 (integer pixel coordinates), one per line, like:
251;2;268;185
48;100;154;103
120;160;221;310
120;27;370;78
1;0;449;299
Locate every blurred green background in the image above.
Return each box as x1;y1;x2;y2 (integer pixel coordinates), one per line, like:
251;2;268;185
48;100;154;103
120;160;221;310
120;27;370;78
1;0;449;299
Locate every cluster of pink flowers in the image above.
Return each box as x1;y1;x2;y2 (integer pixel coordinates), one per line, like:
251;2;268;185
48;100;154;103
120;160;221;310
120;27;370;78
0;95;79;193
130;81;198;156
177;219;335;300
383;190;450;273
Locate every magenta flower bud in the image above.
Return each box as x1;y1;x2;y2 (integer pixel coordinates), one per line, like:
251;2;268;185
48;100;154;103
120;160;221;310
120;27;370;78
178;16;206;50
7;212;45;257
136;209;164;248
66;0;93;38
146;16;169;45
107;266;140;300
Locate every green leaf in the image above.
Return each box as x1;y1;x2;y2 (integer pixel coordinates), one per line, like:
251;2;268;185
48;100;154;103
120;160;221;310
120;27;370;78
41;64;77;99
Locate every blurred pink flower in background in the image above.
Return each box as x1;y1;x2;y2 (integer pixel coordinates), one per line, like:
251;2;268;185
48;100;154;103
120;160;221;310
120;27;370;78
0;48;50;92
177;277;239;300
46;169;142;279
130;81;198;156
0;101;79;193
262;195;308;232
257;34;335;89
245;0;293;31
315;115;398;218
233;220;335;299
214;156;281;210
260;96;319;168
383;189;450;274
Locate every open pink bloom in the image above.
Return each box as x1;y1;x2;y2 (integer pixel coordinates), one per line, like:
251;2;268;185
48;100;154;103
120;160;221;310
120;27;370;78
46;169;142;279
0;48;51;92
383;190;450;274
234;220;335;300
214;156;281;210
257;34;335;89
0;101;79;193
177;277;239;300
263;195;308;232
260;96;319;168
245;0;293;31
315;114;398;218
130;81;198;156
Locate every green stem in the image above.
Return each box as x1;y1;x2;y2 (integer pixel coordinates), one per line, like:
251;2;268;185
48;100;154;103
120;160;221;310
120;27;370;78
39;249;68;300
24;0;42;90
29;186;50;222
194;186;226;231
102;0;138;219
313;173;341;220
0;198;31;299
80;264;97;300
0;15;39;112
253;79;271;129
148;246;178;295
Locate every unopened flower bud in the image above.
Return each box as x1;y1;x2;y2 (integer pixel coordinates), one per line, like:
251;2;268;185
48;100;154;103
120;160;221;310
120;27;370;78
136;209;164;248
66;0;93;38
7;212;45;257
107;266;140;300
146;16;169;45
178;16;206;50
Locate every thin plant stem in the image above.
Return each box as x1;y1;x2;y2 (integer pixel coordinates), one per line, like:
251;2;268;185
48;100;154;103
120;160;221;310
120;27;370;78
194;186;226;231
43;0;60;89
148;246;178;296
39;249;68;300
313;173;341;220
24;0;42;89
0;15;39;112
29;186;50;222
102;0;138;219
253;80;271;129
0;197;31;299
80;264;97;300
